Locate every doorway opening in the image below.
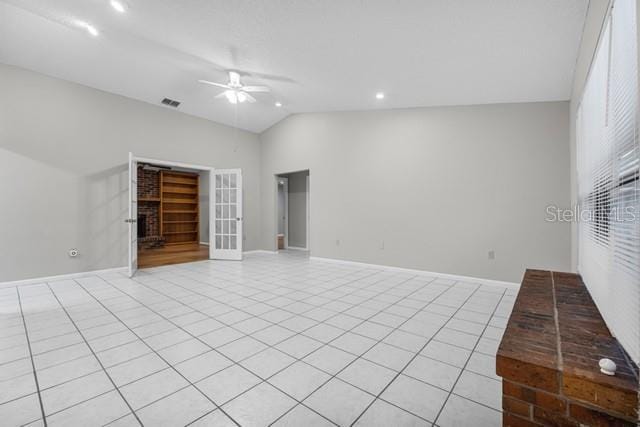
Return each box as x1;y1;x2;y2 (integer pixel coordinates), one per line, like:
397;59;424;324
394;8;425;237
137;162;210;268
275;170;310;251
127;153;244;277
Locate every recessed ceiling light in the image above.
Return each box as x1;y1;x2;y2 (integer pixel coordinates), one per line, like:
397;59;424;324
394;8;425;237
275;102;282;107
75;20;99;36
375;92;385;100
110;0;126;13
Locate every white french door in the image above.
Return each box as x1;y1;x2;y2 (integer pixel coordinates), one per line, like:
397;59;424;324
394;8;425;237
127;152;138;277
211;169;243;260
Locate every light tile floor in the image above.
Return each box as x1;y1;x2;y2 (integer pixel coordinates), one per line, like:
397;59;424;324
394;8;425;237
0;251;517;426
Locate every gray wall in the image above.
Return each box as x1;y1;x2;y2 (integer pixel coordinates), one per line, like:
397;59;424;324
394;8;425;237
1;63;575;284
286;170;309;249
260;102;571;282
0;63;260;281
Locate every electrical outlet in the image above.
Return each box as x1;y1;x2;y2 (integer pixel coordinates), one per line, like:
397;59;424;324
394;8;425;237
488;250;495;260
69;248;79;258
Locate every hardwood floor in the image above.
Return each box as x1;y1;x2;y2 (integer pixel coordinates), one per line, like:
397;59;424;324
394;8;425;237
138;243;209;268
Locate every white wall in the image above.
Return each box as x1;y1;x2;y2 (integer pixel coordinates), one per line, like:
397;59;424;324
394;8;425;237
0;63;261;281
260;102;571;282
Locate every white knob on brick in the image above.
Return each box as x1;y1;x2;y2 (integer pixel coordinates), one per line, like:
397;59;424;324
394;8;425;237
599;358;617;376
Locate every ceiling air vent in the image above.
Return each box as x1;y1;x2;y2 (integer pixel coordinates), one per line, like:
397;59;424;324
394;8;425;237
161;98;181;108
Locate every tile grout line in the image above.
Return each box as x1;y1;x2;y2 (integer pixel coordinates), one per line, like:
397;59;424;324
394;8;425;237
68;279;244;427
132;266;502;425
106;266;413;426
5;254;515;426
44;282;144;427
153;257;509;422
348;281;487;426
16;287;48;427
129;259;509;426
431;287;509;426
13;264;373;425
274;277;451;423
267;277;457;426
104;263;443;425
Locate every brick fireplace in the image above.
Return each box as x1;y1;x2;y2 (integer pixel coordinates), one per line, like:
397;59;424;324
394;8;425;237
137;166;163;247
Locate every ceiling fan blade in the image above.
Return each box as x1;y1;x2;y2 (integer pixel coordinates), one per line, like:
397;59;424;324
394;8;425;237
214;92;228;99
244;93;257;103
198;80;230;89
242;86;270;93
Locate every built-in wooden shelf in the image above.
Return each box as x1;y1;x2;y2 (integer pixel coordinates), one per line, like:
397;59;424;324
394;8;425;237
161;170;199;245
139;197;161;202
163;231;197;235
164;199;198;204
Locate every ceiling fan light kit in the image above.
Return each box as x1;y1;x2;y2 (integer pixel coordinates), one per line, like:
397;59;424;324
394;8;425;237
199;71;270;104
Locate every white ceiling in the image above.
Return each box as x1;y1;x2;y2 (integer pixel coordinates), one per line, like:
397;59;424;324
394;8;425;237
0;0;588;133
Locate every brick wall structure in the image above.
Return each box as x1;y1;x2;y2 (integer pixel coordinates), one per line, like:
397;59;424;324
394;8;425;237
137;166;161;240
497;269;638;426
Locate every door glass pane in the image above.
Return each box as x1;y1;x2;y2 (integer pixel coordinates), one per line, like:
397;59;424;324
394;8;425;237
215;220;222;234
230;205;236;219
230;189;237;203
215;190;222;203
223;174;230;189
215;204;222;218
223;189;229;203
230;236;237;249
215;235;222;249
223;220;230;234
223;236;229;249
230;174;237;188
216;174;222;189
230;220;237;234
223;205;230;219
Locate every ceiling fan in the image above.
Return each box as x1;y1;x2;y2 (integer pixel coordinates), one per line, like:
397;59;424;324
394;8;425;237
199;71;270;104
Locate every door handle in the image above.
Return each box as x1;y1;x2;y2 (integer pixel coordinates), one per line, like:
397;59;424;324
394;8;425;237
236;217;242;221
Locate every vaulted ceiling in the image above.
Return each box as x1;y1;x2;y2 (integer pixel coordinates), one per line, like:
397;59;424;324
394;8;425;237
0;0;588;132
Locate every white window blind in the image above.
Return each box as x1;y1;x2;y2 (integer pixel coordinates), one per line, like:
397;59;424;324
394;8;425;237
577;0;639;364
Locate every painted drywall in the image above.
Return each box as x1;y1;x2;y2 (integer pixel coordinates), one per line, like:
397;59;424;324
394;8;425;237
260;102;571;283
286;170;309;249
569;0;611;271
0;63;260;281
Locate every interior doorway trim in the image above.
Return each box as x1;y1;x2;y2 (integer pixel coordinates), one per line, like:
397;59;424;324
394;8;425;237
133;155;214;172
129;153;214;276
274;170;310;252
275;176;289;249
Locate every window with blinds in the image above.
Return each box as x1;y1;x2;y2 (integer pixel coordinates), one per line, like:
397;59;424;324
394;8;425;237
576;0;639;364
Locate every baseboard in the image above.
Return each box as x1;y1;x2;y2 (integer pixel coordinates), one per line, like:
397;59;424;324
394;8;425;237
309;256;519;288
0;266;128;288
286;246;308;251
